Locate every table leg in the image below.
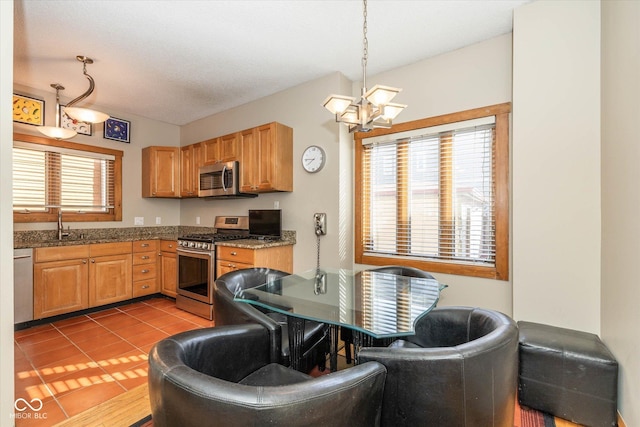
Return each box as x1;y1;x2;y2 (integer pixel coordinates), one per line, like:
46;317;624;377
287;317;305;372
329;324;339;372
352;331;374;365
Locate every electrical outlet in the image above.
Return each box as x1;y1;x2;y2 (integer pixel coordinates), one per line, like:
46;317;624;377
134;217;144;226
274;201;280;209
196;216;201;225
155;217;161;225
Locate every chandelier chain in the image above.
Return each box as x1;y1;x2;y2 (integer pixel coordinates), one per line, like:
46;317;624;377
361;0;368;90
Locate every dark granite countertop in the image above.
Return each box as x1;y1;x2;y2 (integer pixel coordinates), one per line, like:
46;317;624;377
15;227;296;249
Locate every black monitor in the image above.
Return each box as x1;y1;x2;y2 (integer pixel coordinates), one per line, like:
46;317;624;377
249;209;282;239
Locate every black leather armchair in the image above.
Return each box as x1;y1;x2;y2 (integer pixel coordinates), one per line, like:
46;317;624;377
358;306;519;427
148;324;387;427
214;268;330;372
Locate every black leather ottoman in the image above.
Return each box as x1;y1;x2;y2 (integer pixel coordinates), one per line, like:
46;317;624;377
517;321;618;427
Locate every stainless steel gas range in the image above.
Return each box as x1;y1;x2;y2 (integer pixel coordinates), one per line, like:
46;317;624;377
175;216;249;320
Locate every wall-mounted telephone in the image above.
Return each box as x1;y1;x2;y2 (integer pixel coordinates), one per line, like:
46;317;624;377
314;213;326;236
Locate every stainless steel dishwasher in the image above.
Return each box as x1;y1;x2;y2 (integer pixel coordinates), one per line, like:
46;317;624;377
14;248;33;323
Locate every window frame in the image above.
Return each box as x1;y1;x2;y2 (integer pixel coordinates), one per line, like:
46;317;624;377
13;132;123;223
354;103;510;280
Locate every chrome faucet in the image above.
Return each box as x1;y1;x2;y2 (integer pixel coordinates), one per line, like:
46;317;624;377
57;211;70;240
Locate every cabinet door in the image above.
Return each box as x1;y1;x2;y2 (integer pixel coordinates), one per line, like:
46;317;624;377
160;251;177;297
257;122;293;192
34;259;89;319
142;146;180;197
240;128;259;192
89;254;133;307
202;138;220;165
180;145;198;198
220;132;240;162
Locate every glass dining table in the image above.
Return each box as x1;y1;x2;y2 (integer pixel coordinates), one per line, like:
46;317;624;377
233;268;446;372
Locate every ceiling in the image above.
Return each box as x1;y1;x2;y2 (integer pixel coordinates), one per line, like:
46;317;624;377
14;0;530;126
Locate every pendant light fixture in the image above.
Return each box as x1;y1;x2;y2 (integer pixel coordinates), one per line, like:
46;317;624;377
37;84;77;140
63;55;110;124
323;0;406;133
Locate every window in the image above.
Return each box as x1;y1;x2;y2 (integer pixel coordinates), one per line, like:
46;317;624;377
13;133;123;223
355;103;510;280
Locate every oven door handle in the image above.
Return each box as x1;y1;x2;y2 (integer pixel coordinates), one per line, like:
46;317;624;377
177;248;214;257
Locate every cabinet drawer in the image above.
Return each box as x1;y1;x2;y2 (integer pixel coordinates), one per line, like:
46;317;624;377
133;263;157;281
133;251;156;265
132;278;158;297
133;240;159;252
217;246;254;264
216;260;253;278
160;240;177;253
35;245;89;263
90;242;132;257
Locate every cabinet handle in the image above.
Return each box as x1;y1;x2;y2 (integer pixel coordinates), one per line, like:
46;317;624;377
141;285;150;289
168;244;173;248
227;263;236;268
141;243;149;247
141;269;150;273
91;259;95;263
83;259;88;264
158;252;162;256
231;251;237;256
141;256;150;260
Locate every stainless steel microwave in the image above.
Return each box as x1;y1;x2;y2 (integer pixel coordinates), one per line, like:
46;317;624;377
198;161;257;198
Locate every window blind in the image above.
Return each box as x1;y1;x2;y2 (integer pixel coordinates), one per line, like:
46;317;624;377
13;143;116;213
361;122;496;266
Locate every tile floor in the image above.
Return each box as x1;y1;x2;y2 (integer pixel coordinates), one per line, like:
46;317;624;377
13;297;214;426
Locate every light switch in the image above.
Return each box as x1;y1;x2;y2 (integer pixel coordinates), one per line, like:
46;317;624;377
134;217;144;226
156;217;161;225
196;216;201;225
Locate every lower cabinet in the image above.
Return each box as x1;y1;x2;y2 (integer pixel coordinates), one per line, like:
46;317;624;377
215;245;293;280
34;242;133;320
34;257;89;319
159;240;177;298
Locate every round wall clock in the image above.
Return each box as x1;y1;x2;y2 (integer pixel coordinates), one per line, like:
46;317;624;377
301;145;326;173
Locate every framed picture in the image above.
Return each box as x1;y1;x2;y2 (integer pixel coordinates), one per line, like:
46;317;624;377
59;105;92;136
103;117;130;143
13;94;44;126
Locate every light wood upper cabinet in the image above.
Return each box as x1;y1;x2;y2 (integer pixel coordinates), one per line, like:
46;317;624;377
180;143;201;198
240;122;293;193
142;146;180;198
202;138;220;165
219;132;240;162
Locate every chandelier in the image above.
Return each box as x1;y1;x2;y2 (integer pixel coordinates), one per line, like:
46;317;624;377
38;55;109;140
323;0;406;133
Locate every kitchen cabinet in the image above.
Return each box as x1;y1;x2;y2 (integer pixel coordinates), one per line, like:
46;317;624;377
89;242;133;307
34;242;133;319
159;240;177;297
34;245;90;319
240;122;293;193
180;143;201;198
142;146;180;198
132;240;159;297
215;244;293;279
219;132;240;162
201;137;220;165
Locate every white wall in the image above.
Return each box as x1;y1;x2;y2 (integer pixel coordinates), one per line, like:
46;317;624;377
601;1;640;424
12;83;182;231
1;2;14;424
180;72;355;271
512;0;602;333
